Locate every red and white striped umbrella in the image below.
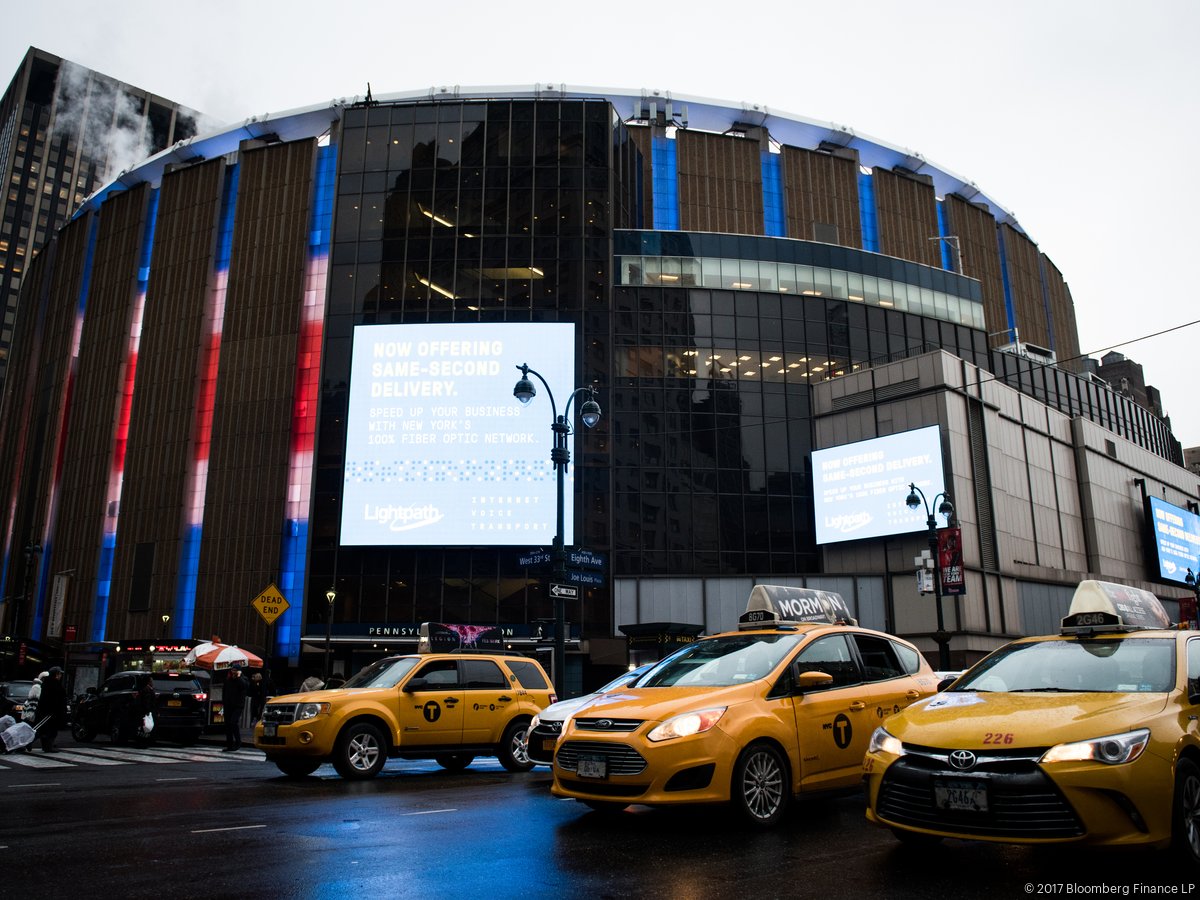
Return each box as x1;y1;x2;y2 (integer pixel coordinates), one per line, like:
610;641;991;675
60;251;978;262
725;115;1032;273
192;644;263;671
182;641;225;666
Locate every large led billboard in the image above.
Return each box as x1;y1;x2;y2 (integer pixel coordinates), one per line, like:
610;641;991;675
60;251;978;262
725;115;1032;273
340;322;576;547
1145;496;1200;586
812;425;946;544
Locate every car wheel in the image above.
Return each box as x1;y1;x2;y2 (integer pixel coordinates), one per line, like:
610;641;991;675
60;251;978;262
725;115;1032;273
70;720;95;742
890;827;944;846
332;722;387;779
435;753;475;772
497;719;534;772
731;742;788;827
1173;757;1200;864
581;799;628;815
275;758;321;778
108;717;127;745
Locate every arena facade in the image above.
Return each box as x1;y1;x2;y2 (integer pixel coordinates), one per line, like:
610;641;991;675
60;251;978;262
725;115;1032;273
0;86;1190;688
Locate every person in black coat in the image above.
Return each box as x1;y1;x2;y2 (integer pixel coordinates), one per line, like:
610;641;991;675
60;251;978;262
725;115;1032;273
221;666;250;751
37;667;67;752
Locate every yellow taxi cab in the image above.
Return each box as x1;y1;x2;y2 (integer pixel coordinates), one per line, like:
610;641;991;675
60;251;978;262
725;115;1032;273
864;580;1200;864
550;585;940;826
254;623;555;779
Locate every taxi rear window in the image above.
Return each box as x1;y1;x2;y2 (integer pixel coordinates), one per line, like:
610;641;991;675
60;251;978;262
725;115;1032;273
506;660;549;690
954;637;1176;693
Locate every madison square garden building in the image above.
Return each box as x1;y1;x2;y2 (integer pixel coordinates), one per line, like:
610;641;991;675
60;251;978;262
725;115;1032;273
0;87;1193;689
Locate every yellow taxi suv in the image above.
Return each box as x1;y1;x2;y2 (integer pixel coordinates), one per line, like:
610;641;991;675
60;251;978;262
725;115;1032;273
254;623;555;779
864;580;1200;865
550;585;940;826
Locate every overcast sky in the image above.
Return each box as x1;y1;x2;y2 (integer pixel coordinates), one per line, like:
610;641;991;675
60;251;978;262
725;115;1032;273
4;0;1199;448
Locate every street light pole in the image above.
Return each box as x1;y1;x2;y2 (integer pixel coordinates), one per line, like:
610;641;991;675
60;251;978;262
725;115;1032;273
1185;569;1200;627
324;588;336;683
512;363;601;697
906;483;955;670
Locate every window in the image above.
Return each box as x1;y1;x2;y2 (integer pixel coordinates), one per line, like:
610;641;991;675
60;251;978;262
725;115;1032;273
413;660;459;687
853;635;905;682
793;635;860;689
507;659;547;690
891;641;922;675
460;659;507;690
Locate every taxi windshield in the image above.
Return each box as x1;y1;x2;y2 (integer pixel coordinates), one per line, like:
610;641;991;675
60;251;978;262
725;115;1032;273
342;656;420;689
952;637;1175;693
640;634;803;688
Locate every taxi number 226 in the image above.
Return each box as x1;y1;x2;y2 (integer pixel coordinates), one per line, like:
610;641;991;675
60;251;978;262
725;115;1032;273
982;732;1014;745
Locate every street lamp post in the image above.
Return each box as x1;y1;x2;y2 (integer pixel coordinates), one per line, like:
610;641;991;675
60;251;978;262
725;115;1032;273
324;588;337;683
1185;569;1200;627
512;363;601;697
906;482;955;670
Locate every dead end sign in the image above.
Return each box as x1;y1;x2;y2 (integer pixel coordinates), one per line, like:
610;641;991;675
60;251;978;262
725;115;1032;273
251;583;290;626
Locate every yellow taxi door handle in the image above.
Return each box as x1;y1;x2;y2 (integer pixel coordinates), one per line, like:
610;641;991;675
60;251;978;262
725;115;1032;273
906;690;921;700
849;701;866;711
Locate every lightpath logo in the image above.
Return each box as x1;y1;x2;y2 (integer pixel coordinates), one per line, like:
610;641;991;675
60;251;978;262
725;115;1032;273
364;503;445;532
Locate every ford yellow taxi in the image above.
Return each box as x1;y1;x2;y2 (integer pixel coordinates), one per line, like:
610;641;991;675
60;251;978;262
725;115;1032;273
864;580;1200;864
254;623;555;779
550;585;940;825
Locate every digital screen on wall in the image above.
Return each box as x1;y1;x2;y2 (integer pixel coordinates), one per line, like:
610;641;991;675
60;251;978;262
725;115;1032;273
1145;496;1200;586
812;425;946;545
340;322;576;547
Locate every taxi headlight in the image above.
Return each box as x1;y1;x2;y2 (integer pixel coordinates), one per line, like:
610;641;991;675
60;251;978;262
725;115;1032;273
530;713;541;730
1040;728;1150;765
295;702;330;721
868;726;905;757
647;707;726;742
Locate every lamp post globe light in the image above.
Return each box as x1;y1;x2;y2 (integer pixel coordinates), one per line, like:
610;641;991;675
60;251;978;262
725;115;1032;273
324;587;337;683
513;363;601;696
906;482;955;670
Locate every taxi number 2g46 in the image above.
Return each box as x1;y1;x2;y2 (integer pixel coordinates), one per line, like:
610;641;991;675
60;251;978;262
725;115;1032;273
982;732;1014;745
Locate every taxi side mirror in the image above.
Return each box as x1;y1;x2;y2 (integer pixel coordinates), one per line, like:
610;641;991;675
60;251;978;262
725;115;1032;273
937;677;956;692
402;677;428;693
795;670;835;690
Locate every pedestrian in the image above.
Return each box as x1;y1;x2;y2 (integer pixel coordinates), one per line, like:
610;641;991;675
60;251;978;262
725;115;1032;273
23;671;45;724
132;672;156;740
37;667;67;752
298;672;324;692
248;670;267;722
221;666;250;751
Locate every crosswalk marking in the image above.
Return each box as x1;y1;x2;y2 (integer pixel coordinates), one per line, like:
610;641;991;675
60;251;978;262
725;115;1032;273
0;743;270;770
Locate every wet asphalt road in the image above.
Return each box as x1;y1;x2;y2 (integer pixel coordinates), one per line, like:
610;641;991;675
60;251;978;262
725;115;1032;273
2;735;1197;899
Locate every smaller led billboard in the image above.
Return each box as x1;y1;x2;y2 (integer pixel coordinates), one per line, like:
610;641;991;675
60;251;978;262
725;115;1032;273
1145;496;1200;586
340;322;576;547
812;425;946;544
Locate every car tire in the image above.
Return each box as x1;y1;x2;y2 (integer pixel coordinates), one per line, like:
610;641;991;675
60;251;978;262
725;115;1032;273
1173;757;1200;864
332;722;387;780
108;716;128;746
275;758;321;778
582;799;628;815
890;827;944;846
70;720;95;742
497;719;534;772
435;753;475;772
731;742;789;827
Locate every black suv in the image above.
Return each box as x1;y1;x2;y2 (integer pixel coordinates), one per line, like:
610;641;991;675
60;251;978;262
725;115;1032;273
71;671;209;744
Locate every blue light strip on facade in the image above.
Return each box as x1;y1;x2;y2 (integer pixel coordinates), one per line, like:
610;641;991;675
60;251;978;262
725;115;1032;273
761;152;785;238
276;143;338;661
858;171;879;253
174;164;239;638
651;136;679;230
997;226;1017;339
936;200;954;271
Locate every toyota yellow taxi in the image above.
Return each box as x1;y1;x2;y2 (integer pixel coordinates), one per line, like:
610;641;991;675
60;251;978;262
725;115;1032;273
550;585;940;825
254;623;555;779
864;580;1200;865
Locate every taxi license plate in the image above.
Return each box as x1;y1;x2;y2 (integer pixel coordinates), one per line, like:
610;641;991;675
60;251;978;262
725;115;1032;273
264;723;277;737
542;738;556;752
934;778;988;812
167;699;182;707
577;754;607;779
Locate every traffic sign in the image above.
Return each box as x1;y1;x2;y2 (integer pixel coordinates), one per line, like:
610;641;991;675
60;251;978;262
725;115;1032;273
550;583;579;600
251;583;290;626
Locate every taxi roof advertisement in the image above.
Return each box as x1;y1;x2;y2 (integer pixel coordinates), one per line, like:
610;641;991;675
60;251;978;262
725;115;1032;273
812;425;946;545
1143;495;1200;586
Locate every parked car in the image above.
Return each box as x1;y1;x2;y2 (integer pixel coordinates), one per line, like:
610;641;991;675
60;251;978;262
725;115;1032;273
71;670;209;744
527;664;655;767
0;680;36;720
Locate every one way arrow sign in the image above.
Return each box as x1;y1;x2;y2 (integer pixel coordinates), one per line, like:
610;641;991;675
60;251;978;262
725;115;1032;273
550;583;579;599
